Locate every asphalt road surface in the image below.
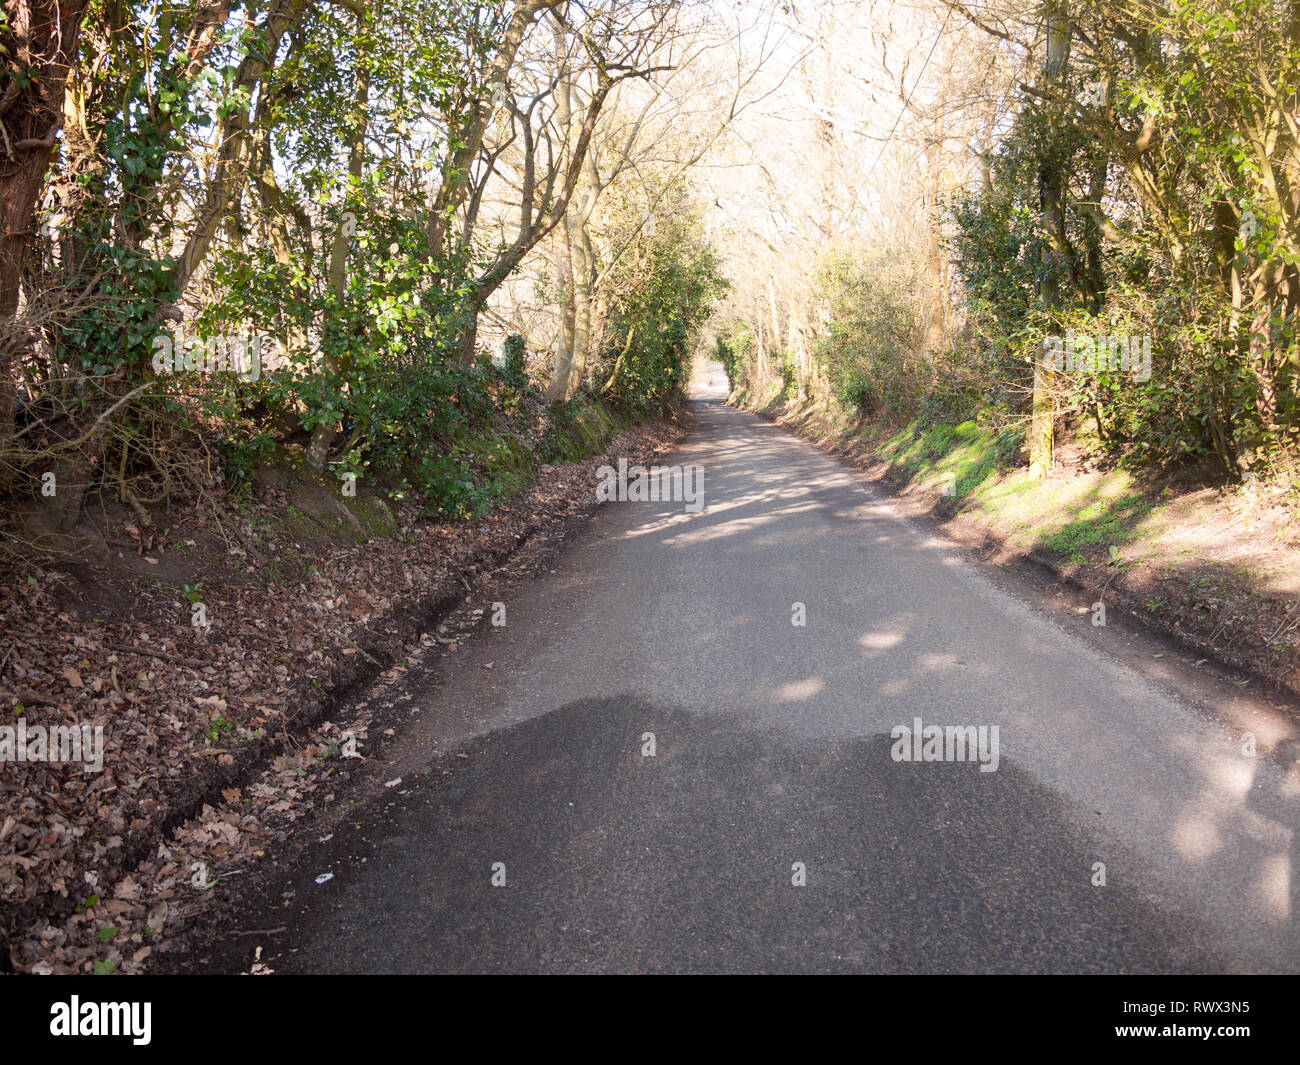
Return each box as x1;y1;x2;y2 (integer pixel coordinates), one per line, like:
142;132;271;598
217;364;1300;974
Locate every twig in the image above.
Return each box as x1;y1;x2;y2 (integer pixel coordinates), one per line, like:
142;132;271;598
13;689;62;708
103;642;210;669
1265;602;1300;644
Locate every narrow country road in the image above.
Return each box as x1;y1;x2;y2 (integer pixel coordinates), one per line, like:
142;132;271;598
210;365;1299;974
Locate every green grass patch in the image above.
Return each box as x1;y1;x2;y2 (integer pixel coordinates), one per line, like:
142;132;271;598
1034;491;1152;557
875;417;1004;502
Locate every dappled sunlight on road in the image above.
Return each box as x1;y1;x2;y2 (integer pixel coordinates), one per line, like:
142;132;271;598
776;677;825;702
858;630;906;652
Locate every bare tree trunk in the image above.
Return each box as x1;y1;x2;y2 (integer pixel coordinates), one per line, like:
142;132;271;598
1030;0;1070;478
564;225;594;399
546;211;578;402
1081;147;1108;312
0;0;89;436
924;129;946;350
767;275;782;358
545;35;578;403
307;13;368;471
788;302;808;396
547;201;597;402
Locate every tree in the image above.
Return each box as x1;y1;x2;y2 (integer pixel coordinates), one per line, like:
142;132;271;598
0;0;91;433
